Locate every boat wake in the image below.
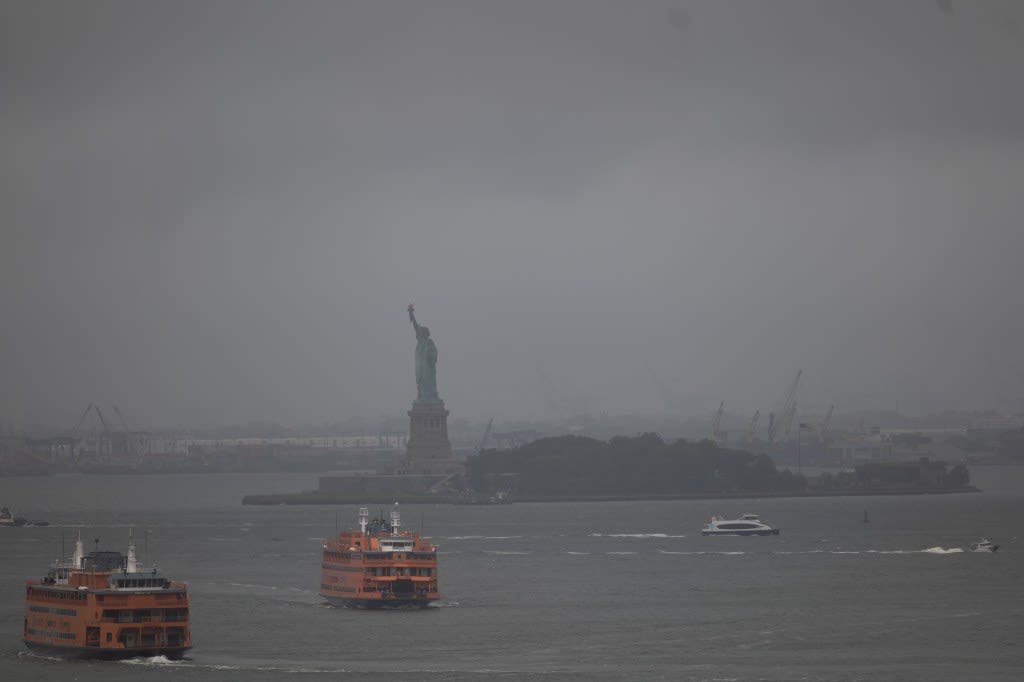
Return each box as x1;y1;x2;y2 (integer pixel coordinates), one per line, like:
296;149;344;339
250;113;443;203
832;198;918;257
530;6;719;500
16;649;63;662
120;655;187;666
650;548;977;556
663;550;750;555
590;532;687;538
446;535;522;540
835;547;966;555
922;546;965;554
429;599;458;608
123;658;354;673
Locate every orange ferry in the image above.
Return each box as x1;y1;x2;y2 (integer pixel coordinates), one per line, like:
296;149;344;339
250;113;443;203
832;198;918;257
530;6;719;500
23;530;191;659
320;505;439;608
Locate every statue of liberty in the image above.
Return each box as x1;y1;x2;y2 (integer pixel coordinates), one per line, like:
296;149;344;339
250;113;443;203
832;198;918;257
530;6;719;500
407;304;440;403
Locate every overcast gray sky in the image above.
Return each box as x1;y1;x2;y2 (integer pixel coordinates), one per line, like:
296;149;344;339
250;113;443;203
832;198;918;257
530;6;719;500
3;0;1023;429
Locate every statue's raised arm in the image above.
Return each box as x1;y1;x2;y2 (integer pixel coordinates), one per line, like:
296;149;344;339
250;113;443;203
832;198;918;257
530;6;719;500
408;304;422;336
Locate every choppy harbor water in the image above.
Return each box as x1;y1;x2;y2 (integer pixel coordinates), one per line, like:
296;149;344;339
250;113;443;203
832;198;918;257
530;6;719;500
1;468;1021;681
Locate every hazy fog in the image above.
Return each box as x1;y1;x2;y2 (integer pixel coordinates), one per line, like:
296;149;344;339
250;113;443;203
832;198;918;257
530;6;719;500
3;0;1023;429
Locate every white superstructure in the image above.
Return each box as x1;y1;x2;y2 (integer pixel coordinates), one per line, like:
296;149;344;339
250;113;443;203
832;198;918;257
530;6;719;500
701;513;780;536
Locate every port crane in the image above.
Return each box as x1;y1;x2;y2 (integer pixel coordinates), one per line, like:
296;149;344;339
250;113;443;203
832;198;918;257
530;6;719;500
73;403;114;436
477;418;494;454
711;401;725;441
746;410;760;441
779;370;802;443
768;370;802;444
112;404;134;432
73;403;96;435
93;405;114;434
71;403;143;461
819;404;835;440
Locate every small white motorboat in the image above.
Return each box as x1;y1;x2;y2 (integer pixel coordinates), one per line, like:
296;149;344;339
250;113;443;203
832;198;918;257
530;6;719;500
969;538;999;553
701;513;780;536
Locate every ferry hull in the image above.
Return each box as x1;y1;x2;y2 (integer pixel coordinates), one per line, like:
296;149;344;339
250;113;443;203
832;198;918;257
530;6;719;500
323;595;434;609
23;640;190;660
702;529;780;536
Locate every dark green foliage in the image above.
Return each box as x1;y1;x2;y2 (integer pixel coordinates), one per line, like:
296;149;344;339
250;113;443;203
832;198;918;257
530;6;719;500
468;433;805;496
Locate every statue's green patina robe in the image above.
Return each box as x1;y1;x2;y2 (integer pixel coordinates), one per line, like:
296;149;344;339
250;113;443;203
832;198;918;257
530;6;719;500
408;305;439;403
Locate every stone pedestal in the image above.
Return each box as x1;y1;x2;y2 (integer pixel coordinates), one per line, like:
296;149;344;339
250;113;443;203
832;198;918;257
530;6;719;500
403;400;461;475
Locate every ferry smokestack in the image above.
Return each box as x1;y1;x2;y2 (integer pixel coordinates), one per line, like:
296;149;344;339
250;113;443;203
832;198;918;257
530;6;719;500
390;503;401;536
126;528;138;573
72;530;84;569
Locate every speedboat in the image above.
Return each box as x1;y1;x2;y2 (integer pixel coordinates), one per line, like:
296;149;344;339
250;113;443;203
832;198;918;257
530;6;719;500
969;538;999;553
701;513;779;536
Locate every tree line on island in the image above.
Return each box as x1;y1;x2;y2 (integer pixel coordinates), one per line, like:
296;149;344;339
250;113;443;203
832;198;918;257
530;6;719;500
466;433;972;499
467;433;805;497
